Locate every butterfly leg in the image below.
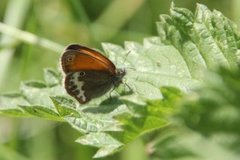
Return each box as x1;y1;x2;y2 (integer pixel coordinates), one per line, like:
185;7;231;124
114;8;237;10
121;80;134;95
108;87;120;99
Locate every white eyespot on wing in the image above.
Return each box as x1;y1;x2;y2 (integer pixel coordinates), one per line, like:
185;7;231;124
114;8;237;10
69;72;86;102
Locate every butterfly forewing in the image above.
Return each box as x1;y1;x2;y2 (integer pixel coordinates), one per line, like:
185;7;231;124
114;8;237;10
61;50;112;73
61;44;116;75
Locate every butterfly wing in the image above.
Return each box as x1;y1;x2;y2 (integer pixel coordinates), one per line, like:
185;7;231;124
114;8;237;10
61;44;116;75
65;71;113;104
61;44;117;104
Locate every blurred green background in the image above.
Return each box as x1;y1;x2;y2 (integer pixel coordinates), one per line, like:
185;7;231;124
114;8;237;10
0;0;239;160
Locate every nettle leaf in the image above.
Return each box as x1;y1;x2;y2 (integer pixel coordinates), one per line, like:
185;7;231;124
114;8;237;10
179;66;240;135
0;93;29;116
0;3;240;158
50;96;80;117
19;105;61;121
151;66;240;160
110;87;182;144
157;3;239;76
44;68;62;87
76;132;123;158
0;70;65;120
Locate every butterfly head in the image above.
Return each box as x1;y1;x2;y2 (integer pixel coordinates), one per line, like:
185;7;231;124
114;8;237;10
113;68;126;86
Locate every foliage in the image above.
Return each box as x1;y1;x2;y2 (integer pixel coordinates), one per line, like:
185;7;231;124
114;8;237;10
0;3;240;159
150;66;240;160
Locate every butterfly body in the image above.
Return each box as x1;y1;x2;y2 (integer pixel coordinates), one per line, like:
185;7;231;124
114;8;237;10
61;44;125;104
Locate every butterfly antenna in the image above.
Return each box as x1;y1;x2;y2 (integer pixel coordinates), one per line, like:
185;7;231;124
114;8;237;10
125;67;136;71
116;50;131;67
122;50;137;71
123;50;131;64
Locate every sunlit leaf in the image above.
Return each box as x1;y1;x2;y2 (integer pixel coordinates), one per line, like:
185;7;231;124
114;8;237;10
0;3;240;158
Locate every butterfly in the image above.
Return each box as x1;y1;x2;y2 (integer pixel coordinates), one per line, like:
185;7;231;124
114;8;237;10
61;44;126;104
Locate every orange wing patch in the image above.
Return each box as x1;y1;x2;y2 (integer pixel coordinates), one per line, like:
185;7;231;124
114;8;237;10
61;44;116;75
61;50;111;73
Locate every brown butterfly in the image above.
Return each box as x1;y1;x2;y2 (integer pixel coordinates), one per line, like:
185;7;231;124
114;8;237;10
61;44;126;104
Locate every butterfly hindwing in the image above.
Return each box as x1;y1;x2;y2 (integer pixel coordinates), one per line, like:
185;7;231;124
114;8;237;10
65;71;113;104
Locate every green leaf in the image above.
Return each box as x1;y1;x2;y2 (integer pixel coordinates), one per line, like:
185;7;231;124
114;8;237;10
1;3;240;158
158;3;239;75
150;66;240;160
64;104;126;133
0;92;29;116
19;105;61;121
50;96;80;117
179;66;240;135
76;133;123;158
20;80;64;107
44;68;62;87
109;87;182;145
152;129;240;160
102;41;198;106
